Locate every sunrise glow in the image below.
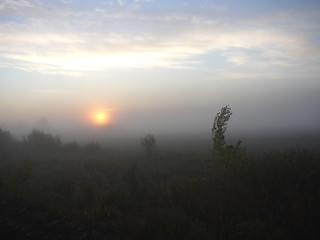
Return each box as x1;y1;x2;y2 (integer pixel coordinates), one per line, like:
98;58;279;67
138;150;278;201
90;110;111;126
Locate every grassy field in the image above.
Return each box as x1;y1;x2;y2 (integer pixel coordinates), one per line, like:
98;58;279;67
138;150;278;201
1;128;320;239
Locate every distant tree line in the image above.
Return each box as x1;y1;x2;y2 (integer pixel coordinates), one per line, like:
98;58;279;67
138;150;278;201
1;128;159;159
0;128;113;160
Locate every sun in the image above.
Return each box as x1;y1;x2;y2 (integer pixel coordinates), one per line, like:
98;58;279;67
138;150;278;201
91;110;111;126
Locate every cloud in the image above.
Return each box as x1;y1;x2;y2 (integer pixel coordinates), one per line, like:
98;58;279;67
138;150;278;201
0;0;33;9
59;0;72;4
0;3;319;76
34;89;74;93
0;0;44;14
117;0;125;7
133;0;153;2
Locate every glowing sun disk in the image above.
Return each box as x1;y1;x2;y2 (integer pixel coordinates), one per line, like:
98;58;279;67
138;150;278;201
92;111;110;125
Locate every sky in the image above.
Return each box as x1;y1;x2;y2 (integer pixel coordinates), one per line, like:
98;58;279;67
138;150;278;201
1;0;320;141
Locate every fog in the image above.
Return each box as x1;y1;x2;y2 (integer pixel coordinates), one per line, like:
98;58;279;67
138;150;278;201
1;0;320;153
2;98;320;155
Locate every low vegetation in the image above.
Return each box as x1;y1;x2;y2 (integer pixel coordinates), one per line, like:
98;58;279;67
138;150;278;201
141;134;156;157
0;108;319;239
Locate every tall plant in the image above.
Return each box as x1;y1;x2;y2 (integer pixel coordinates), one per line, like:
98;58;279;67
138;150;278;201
141;134;156;157
212;106;246;167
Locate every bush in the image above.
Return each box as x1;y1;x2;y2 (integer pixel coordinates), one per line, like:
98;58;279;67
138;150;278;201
23;129;61;152
212;106;246;167
0;128;15;159
84;142;101;154
141;134;156;157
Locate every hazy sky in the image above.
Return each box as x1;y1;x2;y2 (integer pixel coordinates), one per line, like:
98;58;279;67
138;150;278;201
1;0;320;139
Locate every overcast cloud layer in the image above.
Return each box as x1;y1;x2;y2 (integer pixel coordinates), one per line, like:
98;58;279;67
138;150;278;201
1;0;319;75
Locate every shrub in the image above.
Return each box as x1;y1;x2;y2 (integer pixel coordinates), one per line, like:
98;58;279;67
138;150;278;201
84;142;101;154
141;134;156;157
24;129;61;152
212;105;246;167
0;128;14;158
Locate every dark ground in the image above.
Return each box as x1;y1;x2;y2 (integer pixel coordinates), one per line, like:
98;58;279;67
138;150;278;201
0;195;129;240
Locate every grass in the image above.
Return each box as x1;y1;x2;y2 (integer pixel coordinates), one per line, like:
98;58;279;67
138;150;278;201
1;129;320;239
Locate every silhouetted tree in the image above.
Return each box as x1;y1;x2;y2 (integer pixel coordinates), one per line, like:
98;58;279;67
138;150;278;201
141;134;156;156
0;128;13;146
24;129;61;151
212;106;246;166
212;105;232;156
84;142;101;154
63;141;81;153
0;128;14;158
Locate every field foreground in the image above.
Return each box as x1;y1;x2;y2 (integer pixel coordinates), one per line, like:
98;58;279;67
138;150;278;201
1;129;320;239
